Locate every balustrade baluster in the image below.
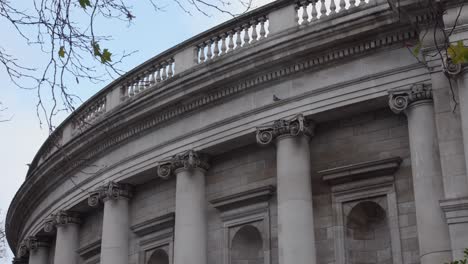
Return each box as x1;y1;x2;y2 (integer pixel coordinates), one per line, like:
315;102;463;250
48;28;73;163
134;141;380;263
134;79;141;94
243;24;250;46
339;0;346;10
350;0;356;8
156;67;162;83
228;31;235;52
199;44;206;63
168;59;174;78
220;33;227;55
161;63;167;80
311;0;318;21
295;5;300;25
330;0;336;14
320;0;327;16
128;83;135;97
235;27;242;49
213;37;220;57
251;20;258;43
206;40;213;61
301;1;309;25
149;69;156;85
259;17;267;40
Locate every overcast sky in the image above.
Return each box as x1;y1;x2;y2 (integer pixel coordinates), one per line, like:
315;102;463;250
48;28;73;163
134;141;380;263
0;0;275;262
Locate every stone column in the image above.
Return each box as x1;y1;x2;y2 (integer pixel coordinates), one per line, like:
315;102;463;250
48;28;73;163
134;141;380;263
26;237;50;264
156;150;210;264
256;114;316;264
443;60;468;261
44;211;81;264
389;84;452;264
88;182;134;264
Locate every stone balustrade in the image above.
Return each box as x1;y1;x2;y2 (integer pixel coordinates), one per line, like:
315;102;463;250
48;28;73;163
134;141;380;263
196;15;269;63
72;95;107;131
296;0;369;25
121;57;175;100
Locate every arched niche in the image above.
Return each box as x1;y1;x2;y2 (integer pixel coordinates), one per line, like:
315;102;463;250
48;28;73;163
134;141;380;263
230;225;264;264
345;201;392;264
147;249;169;264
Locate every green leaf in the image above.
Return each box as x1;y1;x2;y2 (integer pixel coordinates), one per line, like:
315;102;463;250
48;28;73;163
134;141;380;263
92;41;101;56
448;41;468;64
58;46;65;58
464;248;468;259
100;48;112;63
78;0;91;9
412;42;422;57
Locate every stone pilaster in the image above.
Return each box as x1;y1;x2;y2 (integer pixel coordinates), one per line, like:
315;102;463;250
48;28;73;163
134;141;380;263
256;114;317;264
388;84;452;264
44;210;81;264
156;150;209;264
88;181;133;264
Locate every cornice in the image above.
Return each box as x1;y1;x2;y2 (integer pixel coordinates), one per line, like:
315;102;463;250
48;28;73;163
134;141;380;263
7;9;420;250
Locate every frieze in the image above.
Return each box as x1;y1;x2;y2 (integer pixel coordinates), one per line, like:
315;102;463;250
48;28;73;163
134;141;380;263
256;114;314;145
88;181;134;207
388;83;432;114
156;150;210;179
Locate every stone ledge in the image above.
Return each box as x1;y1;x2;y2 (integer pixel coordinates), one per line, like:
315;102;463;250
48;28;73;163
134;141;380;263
319;157;402;185
440;197;468;225
209;185;275;212
77;239;101;260
130;213;175;237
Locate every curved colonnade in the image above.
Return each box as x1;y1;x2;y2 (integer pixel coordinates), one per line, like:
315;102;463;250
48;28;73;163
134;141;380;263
6;0;468;264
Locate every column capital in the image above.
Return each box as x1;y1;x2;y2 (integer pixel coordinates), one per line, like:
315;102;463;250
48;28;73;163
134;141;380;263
256;114;314;145
88;181;134;207
44;210;81;232
388;83;433;114
156;150;210;179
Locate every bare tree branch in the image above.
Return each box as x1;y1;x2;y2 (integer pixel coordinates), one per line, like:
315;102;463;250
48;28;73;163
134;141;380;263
0;0;250;132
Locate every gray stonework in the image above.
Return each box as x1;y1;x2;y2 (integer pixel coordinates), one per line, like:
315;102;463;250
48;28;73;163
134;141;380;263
7;0;468;264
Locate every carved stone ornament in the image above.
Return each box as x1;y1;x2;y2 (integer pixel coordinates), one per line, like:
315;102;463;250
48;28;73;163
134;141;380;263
156;150;210;179
44;210;81;232
17;241;29;258
444;57;463;77
88;181;134;207
26;236;50;252
256;114;314;145
388;83;433;114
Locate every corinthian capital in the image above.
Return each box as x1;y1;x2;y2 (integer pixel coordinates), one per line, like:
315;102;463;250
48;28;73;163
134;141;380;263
256;114;314;145
44;210;81;232
88;181;134;207
156;150;210;179
388;84;433;114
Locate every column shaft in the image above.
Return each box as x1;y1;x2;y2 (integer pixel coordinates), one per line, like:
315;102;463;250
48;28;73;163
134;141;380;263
406;100;452;264
53;223;80;264
28;247;49;264
101;198;130;264
173;168;207;264
276;135;316;264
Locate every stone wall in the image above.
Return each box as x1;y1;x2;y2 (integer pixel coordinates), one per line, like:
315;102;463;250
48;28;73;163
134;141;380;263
72;108;417;264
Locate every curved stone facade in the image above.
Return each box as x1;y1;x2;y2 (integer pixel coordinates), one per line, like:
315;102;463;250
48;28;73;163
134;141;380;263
7;0;468;264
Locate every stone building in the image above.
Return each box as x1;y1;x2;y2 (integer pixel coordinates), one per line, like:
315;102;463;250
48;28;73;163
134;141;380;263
5;0;468;264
